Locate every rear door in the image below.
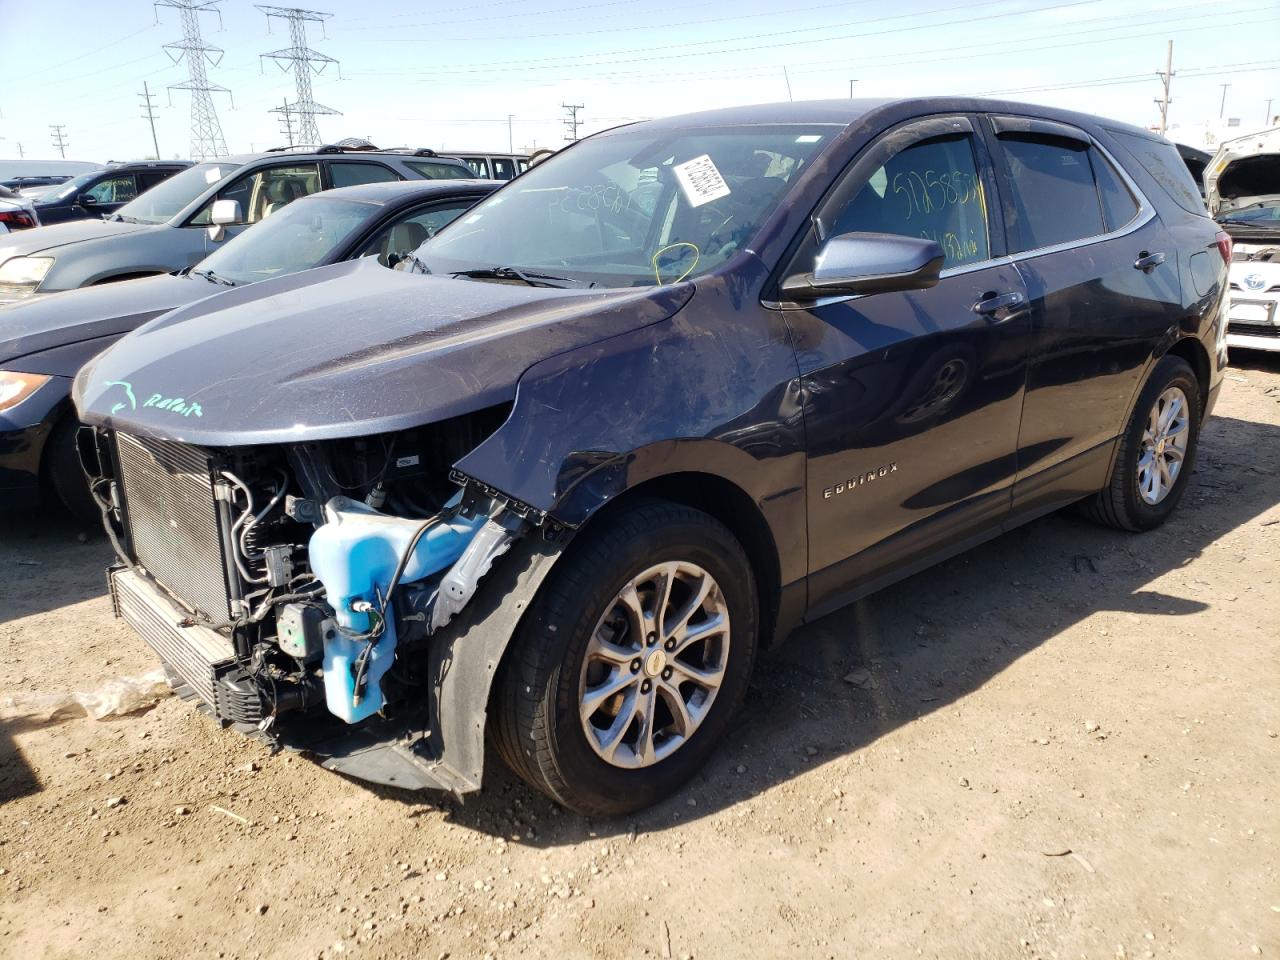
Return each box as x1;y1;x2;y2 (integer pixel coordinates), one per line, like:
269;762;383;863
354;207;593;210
981;116;1182;513
777;115;1033;613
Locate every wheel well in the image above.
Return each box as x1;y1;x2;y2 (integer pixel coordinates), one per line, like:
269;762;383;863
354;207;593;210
1165;337;1210;411
580;473;783;644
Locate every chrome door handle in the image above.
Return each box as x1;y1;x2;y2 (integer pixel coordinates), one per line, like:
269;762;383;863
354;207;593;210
972;291;1025;320
1134;251;1166;272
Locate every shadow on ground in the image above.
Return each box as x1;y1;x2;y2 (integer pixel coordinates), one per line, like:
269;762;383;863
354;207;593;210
411;412;1280;843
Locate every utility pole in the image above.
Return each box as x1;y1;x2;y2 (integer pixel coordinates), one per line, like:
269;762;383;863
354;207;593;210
157;0;232;161
561;103;583;143
274;98;295;146
258;5;340;147
1218;83;1231;120
15;143;23;159
139;81;161;159
507;114;514;153
782;66;792;102
49;125;68;159
1266;98;1274;125
1154;40;1173;135
849;79;857;99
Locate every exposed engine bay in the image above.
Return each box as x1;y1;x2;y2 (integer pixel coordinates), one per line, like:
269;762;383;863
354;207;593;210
78;404;556;791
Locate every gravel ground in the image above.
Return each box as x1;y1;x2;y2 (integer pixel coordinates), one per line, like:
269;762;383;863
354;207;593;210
1;353;1277;960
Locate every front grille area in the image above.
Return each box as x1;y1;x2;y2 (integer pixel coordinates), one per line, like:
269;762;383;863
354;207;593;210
116;433;232;626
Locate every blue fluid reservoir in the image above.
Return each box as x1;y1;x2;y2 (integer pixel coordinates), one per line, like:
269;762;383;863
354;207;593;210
308;496;484;723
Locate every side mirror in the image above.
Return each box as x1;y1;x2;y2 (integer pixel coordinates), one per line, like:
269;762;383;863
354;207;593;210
780;232;945;300
207;198;242;242
77;194;97;207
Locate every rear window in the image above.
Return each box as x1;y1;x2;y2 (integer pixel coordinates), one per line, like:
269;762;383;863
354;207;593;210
405;160;475;181
1107;130;1206;216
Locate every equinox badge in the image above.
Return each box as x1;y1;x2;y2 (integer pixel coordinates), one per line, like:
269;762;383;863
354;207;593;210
824;462;898;499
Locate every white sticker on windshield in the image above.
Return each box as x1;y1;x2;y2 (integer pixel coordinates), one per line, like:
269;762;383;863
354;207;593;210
204;167;222;184
673;154;731;208
796;135;823;143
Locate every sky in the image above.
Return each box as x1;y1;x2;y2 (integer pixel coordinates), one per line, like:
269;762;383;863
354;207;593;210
0;0;1277;163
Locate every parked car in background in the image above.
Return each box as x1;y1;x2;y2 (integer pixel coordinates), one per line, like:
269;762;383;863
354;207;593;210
444;152;530;180
1175;142;1212;200
75;98;1227;815
0;146;476;305
1;175;74;193
31;160;192;226
1207;127;1280;352
0;185;39;234
0;160;100;185
0;177;496;521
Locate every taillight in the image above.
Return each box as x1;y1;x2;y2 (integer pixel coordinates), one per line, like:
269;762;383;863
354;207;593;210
1215;230;1233;263
0;209;37;230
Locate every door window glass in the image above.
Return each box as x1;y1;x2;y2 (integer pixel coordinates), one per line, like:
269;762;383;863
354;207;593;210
329;161;400;187
193;163;322;225
85;174;137;204
460;157;490;177
491;157;516;180
358;201;475;266
1091;149;1139;231
829;134;990;268
996;135;1105;250
136;171;173;192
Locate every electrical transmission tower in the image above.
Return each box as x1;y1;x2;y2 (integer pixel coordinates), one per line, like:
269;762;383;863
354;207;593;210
156;0;232;160
562;103;584;142
49;125;69;158
258;6;340;147
139;81;161;159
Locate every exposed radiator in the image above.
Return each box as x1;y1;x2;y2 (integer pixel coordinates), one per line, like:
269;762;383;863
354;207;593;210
115;433;232;626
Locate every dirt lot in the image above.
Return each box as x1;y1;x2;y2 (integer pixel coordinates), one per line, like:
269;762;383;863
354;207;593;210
1;354;1277;960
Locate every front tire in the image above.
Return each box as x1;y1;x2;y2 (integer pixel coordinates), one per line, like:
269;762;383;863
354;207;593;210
1084;355;1201;531
44;414;101;528
492;499;758;816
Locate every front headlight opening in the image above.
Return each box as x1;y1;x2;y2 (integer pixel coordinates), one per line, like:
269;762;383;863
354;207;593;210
0;256;54;289
0;371;52;412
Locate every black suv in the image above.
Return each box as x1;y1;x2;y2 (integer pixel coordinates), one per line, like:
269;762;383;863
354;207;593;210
76;99;1229;815
31;161;192;226
0;146;474;303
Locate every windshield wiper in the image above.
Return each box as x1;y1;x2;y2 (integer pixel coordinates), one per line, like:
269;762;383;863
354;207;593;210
450;265;580;289
110;214;142;223
190;267;237;287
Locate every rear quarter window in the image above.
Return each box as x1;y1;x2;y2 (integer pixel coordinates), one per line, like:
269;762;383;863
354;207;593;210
1107;129;1206;216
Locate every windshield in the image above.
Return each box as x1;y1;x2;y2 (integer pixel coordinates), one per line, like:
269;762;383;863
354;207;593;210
195;195;375;285
39;171;100;203
1220;199;1280;223
416;125;833;288
114;162;239;224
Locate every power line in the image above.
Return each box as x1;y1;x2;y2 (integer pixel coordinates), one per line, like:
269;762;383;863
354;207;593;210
563;103;584;142
157;0;232;161
258;5;341;147
49;125;69;159
139;81;162;159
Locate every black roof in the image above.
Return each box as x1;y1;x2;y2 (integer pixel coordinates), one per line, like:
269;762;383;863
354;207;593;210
610;97;1158;141
295;178;500;207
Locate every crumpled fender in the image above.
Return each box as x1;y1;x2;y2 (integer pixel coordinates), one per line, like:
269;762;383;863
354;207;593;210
298;533;562;795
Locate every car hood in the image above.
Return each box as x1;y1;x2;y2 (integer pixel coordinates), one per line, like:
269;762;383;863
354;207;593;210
75;257;693;446
0;217;156;257
0;273;207;370
1206;128;1280;214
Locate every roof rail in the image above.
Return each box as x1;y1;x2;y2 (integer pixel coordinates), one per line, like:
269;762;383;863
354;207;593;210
265;140;383;155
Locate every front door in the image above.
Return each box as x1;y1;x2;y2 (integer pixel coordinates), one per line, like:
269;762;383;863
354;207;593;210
776;116;1033;614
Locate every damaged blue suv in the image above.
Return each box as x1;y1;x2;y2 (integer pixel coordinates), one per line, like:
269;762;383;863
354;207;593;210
75;99;1229;815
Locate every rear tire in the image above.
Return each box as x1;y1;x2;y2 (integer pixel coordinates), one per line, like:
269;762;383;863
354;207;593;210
1083;355;1201;532
492;499;758;816
45;414;100;528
